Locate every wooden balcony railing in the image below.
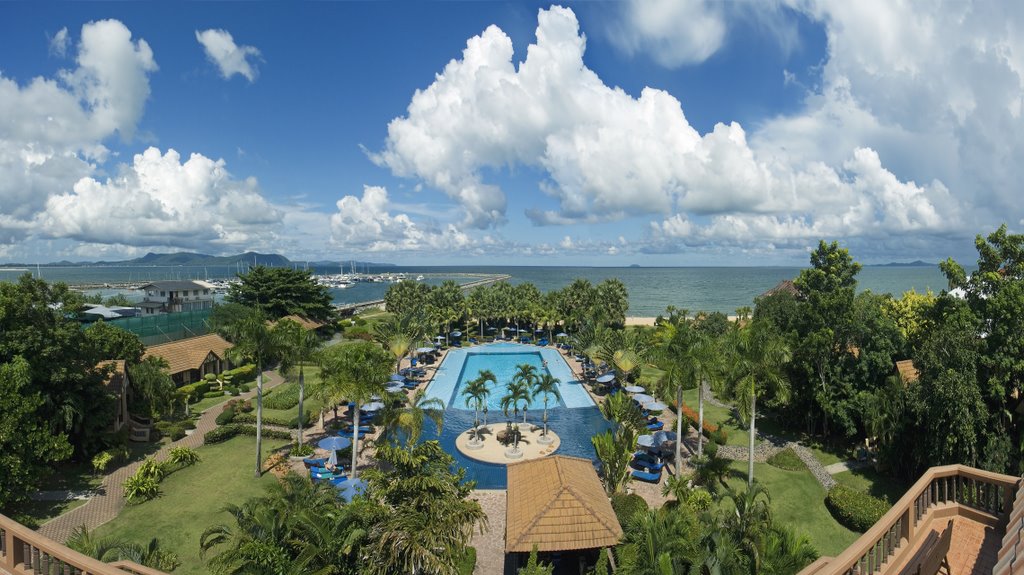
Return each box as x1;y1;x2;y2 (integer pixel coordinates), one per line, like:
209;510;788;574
798;465;1021;575
0;513;167;575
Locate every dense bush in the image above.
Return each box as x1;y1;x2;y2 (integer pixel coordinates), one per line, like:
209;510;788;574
202;390;225;399
680;404;727;442
223;364;257;384
825;485;890;532
767;448;806;471
154;421;187;441
167;446;200;467
216;405;237;425
344;325;372;340
610;493;649;526
228;386;240;396
204;424;292;444
264;383;300;410
233;411;312;428
92;446;129;474
291;443;314;457
123;474;160;504
176;381;211;402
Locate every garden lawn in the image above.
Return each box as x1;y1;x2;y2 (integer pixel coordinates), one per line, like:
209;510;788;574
723;461;859;558
679;389;756;447
265;366;326;423
94;436;288;575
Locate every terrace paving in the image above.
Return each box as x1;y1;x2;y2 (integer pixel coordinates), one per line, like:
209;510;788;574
36;370;286;544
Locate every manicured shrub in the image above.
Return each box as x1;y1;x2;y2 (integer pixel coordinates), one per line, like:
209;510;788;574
223;364;257;384
232;411;312;427
228;387;240;396
216;406;236;425
290;443;314;457
680;404;727;442
202;390;224;399
264;383;300;410
610;493;649;526
123;474;161;504
204;424;292;444
709;427;728;446
167;446;200;467
825;485;890;532
767;448;805;471
344;325;372;340
92;451;114;474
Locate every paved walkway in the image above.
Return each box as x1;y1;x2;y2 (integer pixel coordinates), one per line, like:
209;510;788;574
37;370;286;544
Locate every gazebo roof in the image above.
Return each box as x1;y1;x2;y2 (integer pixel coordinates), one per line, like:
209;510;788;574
759;279;801;299
895;359;920;384
144;333;233;375
505;455;623;553
272;314;325;331
97;360;126;394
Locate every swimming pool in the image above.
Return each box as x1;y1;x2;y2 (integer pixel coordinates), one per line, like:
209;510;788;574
422;342;612;488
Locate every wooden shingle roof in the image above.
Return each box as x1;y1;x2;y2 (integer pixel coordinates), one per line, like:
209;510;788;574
505;455;623;553
97;360;126;394
143;334;233;376
993;479;1024;575
760;279;800;299
273;315;325;331
896;359;920;384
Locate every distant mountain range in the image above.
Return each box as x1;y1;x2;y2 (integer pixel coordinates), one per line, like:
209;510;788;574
868;260;935;267
1;251;394;268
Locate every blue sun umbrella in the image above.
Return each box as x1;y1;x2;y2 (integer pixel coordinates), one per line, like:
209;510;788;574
450;330;462;337
595;373;616;384
653;430;678;445
318;436;352;452
486;326;498;332
336;478;368;502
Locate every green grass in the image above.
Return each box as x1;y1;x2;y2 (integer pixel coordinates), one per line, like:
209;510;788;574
191;391;233;414
722;461;860;557
832;467;910;505
95;436;289;575
5;498;90;529
679;388;756;447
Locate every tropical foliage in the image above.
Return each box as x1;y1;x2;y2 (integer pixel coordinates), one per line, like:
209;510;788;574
226;265;335;321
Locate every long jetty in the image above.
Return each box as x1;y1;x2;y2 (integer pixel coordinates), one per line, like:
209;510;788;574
334;274;511;315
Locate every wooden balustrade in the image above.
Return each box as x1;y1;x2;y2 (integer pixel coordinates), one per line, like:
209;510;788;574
798;465;1021;575
0;513;167;575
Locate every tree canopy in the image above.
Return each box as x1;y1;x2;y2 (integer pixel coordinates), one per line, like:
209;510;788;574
226;266;334;321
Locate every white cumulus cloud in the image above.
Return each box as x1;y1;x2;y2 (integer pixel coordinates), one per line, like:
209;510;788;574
41;147;281;250
330;186;473;253
607;0;727;67
0;19;157;244
49;27;70;58
195;29;261;82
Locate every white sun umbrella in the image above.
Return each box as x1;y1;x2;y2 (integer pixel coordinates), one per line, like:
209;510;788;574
637;434;655;448
644;400;669;411
327;448;338;469
362;401;386;412
623;385;645;393
632;393;655;405
385;382;404;393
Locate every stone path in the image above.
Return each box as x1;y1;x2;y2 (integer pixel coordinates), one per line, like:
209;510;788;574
31;490;98;502
37;370;286;544
824;459;873;475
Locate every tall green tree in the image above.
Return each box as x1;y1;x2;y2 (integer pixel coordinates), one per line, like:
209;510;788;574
274;318;322;448
429;280;465;345
384;280;433;317
462;370;495;444
227;266;334;321
319;342;393;478
378;388;445;449
595;278;630;328
373;311;427;373
128;356;176;418
532;373;561;439
726;319;791;485
84;321;145;363
559;279;597;331
225;307;282;478
0;357;73;507
511;364;538;423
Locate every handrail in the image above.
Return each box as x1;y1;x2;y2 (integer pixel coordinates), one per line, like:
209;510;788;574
799;464;1020;575
0;512;169;575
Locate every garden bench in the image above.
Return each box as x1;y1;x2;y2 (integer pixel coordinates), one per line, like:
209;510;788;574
900;518;952;575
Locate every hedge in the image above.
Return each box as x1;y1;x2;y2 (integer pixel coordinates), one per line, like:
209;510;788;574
204;424;292;444
233;411;312;428
215;406;237;425
766;448;806;471
610;493;649;526
825;484;890;532
680;404;727;442
222;364;257;384
264;383;300;410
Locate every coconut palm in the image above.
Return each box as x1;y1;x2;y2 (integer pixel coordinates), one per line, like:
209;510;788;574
722;482;773;570
759;525;819;575
274;318;322;448
378;388;445;449
653;317;701;475
462;369;495;443
318;341;393;479
511;363;538;423
373;311;427;374
727;319;791;485
225;307;282;478
532;373;561;439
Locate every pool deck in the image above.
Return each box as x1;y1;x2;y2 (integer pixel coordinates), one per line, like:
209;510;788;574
455;423;561;464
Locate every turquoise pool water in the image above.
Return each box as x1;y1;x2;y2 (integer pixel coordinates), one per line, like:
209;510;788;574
422;342;611;488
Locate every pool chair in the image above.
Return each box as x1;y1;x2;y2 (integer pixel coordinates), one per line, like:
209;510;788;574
646;420;664;431
631;468;662;483
403;381;419;389
537;338;548;346
630;456;665;473
310;468;345;482
302;457;328;469
328;476;349;487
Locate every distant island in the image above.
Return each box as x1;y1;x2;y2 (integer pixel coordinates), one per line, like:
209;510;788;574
1;251;395;269
868;260;935;267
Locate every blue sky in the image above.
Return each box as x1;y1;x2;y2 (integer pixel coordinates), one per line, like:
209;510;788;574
1;2;1021;266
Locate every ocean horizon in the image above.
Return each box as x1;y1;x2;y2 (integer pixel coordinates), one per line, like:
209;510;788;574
0;263;955;316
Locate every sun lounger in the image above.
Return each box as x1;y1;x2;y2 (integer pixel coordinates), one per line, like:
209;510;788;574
630;468;662;483
537;338;548;346
630;456;665;473
302;457;328;468
469;337;478;344
646;420;664;431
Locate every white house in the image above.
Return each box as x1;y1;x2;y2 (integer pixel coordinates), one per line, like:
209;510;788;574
137;280;216;315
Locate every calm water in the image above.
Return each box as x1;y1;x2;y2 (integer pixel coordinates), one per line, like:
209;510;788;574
0;264;953;315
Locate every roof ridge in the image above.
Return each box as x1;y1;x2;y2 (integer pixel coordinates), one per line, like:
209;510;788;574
509;458;563;550
558;459;623;541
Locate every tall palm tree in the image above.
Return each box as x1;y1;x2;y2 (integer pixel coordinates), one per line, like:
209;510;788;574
319;341;393;478
462;370;495;444
274;318;322;448
532;373;561;441
722;482;774;571
512;363;538;424
654;317;700;475
373;311;427;374
225;307;282;478
727;319;791;485
500;379;531;454
379;388;445;449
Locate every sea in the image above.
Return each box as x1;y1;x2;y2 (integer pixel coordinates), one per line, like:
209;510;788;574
0;264;954;316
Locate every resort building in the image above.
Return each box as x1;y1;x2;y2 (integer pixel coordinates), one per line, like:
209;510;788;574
142;333;233;386
136;280;215;315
